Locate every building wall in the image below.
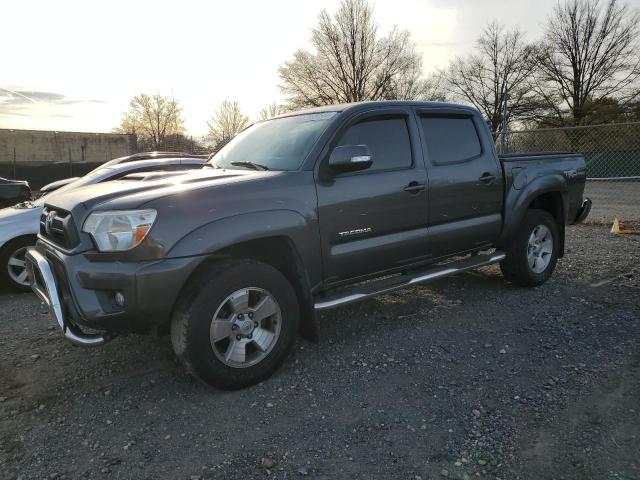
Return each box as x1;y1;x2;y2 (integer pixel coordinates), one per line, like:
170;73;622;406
0;129;136;189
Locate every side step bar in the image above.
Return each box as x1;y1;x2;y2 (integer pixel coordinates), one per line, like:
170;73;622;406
314;251;506;311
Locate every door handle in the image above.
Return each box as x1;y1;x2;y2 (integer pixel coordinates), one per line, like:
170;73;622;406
403;181;425;194
479;172;496;184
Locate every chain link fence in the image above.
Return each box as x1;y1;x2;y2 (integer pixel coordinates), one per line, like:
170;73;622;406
131;134;212;156
499;122;640;223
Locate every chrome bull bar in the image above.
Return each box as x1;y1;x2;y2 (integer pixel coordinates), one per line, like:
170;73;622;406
25;248;108;347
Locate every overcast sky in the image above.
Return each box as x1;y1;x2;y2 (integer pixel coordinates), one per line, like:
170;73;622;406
2;0;638;136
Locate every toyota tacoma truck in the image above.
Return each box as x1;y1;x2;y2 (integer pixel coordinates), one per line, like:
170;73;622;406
26;101;591;389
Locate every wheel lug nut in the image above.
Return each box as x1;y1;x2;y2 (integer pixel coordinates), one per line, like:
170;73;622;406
232;324;238;330
254;321;258;327
238;314;244;319
248;334;252;339
236;335;241;340
248;312;253;319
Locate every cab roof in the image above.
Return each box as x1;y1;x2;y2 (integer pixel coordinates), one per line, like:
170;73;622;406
272;100;478;119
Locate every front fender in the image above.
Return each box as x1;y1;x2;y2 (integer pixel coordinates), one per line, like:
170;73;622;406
499;173;568;245
167;209;323;288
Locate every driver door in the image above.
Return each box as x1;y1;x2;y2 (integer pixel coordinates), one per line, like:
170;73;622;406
315;109;430;285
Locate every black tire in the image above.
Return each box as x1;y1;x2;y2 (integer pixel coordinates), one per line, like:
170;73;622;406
171;259;299;390
500;209;559;287
0;236;37;292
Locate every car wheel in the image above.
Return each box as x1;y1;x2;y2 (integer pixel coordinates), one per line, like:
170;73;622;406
171;259;299;390
500;209;559;287
0;236;36;291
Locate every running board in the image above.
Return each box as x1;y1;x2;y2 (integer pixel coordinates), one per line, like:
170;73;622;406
314;251;506;311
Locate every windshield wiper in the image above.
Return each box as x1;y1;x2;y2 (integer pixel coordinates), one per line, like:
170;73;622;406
230;161;269;171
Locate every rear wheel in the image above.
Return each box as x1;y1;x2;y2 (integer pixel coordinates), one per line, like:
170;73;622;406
0;236;36;291
500;209;559;287
171;259;299;389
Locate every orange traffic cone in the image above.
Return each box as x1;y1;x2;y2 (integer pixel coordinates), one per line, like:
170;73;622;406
611;218;621;234
611;218;639;235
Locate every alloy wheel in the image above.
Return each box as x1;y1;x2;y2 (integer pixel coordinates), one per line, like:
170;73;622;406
527;224;553;273
209;287;282;368
7;246;30;287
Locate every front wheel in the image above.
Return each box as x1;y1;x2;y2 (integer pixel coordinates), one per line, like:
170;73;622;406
171;259;299;390
500;209;559;287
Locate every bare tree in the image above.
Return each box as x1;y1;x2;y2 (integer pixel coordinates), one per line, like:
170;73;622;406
258;102;288;121
278;0;435;109
207;101;249;150
116;93;185;149
537;0;640;125
395;70;449;103
443;22;540;134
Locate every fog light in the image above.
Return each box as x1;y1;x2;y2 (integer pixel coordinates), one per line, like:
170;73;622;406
114;292;125;307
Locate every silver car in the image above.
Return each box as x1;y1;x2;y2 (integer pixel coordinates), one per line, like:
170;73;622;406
0;156;205;290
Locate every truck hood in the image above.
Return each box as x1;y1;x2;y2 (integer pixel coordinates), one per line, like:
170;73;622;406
44;167;274;215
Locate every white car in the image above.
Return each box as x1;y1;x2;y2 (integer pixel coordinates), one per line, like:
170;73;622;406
0;156;205;290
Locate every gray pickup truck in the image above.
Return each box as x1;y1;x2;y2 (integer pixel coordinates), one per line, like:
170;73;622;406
26;101;591;389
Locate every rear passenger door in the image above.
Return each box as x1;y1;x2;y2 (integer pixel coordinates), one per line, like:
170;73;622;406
417;111;503;258
316;109;429;284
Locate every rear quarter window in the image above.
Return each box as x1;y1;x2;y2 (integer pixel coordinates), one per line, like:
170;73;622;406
420;116;482;165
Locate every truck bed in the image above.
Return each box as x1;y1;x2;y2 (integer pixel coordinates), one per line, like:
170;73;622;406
498;151;588;228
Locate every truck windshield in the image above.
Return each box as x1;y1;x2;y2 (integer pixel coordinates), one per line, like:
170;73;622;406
210;111;337;171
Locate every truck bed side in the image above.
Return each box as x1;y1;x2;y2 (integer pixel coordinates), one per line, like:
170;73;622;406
498;152;588;254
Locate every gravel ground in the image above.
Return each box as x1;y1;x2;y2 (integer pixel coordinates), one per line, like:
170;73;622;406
1;225;639;480
584;181;640;223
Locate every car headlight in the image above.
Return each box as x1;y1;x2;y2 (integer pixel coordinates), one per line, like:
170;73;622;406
82;209;157;252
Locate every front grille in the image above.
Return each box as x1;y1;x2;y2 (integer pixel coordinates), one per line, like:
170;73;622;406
40;208;80;250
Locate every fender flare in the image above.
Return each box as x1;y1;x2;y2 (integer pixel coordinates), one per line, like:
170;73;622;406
168;209;319;266
499;173;568;247
167;210;323;341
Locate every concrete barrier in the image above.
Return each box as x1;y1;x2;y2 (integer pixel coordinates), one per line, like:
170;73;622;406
0;129;136;189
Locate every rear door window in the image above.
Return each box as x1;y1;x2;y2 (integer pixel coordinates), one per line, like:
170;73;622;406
420;116;482;165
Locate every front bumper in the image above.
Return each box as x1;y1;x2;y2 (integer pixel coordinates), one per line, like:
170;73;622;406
25;241;204;346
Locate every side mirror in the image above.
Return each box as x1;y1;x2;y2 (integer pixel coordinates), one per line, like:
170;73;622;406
328;145;373;174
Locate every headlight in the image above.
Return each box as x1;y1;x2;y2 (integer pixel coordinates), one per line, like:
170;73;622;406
82;209;157;252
